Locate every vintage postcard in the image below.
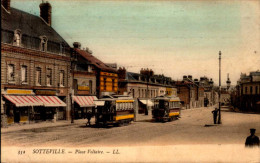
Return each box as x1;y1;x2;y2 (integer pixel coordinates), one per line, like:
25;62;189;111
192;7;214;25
1;0;260;162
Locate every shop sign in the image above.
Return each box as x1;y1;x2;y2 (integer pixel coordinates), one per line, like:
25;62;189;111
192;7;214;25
6;89;33;95
35;90;56;96
78;85;89;91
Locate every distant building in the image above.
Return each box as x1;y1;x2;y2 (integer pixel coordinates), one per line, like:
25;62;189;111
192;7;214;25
1;1;72;126
118;68;177;113
105;63;117;70
234;71;260;112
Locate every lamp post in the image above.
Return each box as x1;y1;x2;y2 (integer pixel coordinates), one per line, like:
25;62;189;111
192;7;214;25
71;50;77;123
218;51;222;124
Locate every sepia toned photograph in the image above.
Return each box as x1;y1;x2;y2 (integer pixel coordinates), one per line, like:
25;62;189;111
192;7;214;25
1;0;260;162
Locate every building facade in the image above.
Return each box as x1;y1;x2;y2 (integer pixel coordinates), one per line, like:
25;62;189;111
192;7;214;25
118;68;177;113
234;71;260;112
73;44;118;98
1;1;72;126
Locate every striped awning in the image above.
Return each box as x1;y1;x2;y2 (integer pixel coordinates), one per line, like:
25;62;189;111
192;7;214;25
36;96;66;107
73;96;97;107
3;95;43;107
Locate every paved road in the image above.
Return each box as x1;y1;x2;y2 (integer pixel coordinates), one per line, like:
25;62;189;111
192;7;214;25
2;107;260;147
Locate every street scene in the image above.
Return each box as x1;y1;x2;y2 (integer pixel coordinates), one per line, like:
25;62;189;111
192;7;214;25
1;0;260;162
2;107;260;147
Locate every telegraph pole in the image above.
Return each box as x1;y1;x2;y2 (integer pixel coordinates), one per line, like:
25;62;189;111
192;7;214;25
218;51;222;124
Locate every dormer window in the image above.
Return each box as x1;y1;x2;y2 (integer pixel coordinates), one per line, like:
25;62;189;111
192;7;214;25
40;36;48;51
13;29;22;46
60;42;65;54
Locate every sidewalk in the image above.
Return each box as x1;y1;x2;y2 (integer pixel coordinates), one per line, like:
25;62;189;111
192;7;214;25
1;119;90;134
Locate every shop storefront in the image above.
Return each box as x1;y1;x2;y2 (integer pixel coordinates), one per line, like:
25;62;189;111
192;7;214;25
3;89;43;124
73;96;97;119
35;90;67;121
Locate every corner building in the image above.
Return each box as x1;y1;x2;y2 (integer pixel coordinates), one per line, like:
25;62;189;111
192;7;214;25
1;1;72;126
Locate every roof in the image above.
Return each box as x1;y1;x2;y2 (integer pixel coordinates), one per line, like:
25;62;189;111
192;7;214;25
1;6;69;46
75;48;117;73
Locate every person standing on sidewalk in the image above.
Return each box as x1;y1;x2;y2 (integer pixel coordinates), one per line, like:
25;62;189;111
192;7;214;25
212;108;218;124
86;111;92;126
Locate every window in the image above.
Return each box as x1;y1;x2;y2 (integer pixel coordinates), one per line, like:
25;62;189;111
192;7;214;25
245;87;248;94
250;86;253;94
60;42;65;54
46;68;52;86
35;67;42;86
89;80;92;94
7;64;15;82
40;36;47;51
256;86;258;94
112;79;115;91
104;78;107;91
13;30;21;46
21;65;27;83
59;70;65;87
88;65;93;73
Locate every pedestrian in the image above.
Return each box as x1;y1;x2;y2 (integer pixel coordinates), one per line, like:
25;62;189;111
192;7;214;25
245;128;260;147
86;111;92;126
212;108;218;124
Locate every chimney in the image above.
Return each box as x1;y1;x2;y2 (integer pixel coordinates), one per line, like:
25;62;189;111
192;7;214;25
73;42;81;49
2;0;10;12
183;75;187;81
188;75;192;80
39;1;52;26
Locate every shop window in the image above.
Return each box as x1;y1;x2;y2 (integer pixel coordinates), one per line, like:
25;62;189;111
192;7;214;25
59;70;65;87
13;29;21;46
35;67;42;86
21;65;28;84
40;36;48;52
7;64;15;82
46;68;52;86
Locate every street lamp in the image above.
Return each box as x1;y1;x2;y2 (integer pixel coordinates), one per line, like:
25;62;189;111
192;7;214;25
218;51;222;124
71;49;77;123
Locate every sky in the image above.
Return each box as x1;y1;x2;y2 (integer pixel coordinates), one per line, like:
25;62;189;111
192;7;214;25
11;0;260;85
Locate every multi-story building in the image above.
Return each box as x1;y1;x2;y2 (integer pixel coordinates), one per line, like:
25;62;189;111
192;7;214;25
118;68;177;113
235;71;260;112
71;42;98;119
1;1;72;126
176;75;205;109
73;43;118;98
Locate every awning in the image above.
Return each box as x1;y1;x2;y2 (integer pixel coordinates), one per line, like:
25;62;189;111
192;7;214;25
139;100;154;106
3;95;43;107
73;96;97;107
94;100;105;106
36;96;66;107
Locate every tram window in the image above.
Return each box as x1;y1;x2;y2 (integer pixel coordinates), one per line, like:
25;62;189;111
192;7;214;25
116;103;119;110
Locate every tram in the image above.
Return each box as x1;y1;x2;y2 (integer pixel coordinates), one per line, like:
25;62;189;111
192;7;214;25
94;95;135;127
152;95;181;122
